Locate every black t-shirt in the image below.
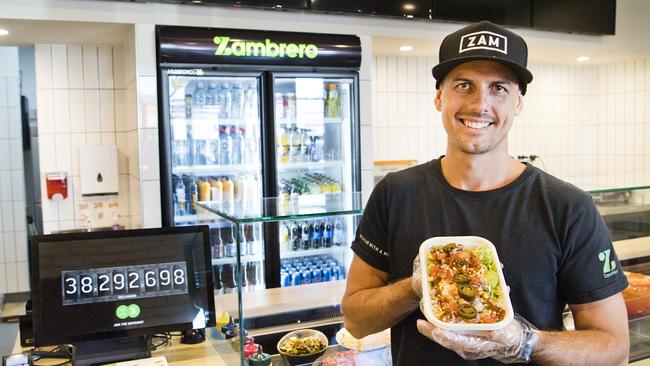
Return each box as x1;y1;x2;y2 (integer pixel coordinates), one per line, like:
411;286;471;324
351;158;629;366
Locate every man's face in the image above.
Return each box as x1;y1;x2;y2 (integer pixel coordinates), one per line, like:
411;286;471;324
435;60;523;155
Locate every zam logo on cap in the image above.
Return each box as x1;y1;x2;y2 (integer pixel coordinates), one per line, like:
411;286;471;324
459;31;508;55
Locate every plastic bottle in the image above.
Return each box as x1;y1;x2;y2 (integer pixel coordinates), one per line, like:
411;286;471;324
301;223;311;250
213;265;223;295
231;125;241;165
275;92;285;121
279;127;290;164
286;92;296;120
213;228;224;258
184;91;192;119
280;223;290;250
291;221;301;251
198;178;211;202
237;128;246;164
223;177;235;203
333;219;343;246
231;83;244;120
301;129;311;162
175;177;187;216
325;83;340;118
243;82;258;120
189;177;199;214
220;125;232;165
193;81;206;107
209;177;223;202
224;228;236;258
324;220;333;248
289;125;301;163
206;82;217;106
218;83;232;119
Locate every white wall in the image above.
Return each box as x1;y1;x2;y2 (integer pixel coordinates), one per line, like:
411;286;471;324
372;55;650;189
35;43;132;233
0;46;29;293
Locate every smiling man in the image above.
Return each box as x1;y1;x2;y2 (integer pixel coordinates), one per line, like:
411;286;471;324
342;21;629;365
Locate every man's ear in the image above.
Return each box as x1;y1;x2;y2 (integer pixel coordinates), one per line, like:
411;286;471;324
434;89;442;111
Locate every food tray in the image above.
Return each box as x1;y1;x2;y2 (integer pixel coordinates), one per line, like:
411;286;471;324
419;236;514;331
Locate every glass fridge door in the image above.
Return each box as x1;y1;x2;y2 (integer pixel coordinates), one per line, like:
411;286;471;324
166;73;266;292
167;74;264;226
272;75;357;287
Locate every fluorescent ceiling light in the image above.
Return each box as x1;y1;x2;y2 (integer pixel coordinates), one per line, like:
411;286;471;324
0;29;8;36
399;45;413;52
576;56;590;62
403;3;415;10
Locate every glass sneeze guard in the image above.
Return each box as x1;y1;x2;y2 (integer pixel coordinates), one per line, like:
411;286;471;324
197;192;364;365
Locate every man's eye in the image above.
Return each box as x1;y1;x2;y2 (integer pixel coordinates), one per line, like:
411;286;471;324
456;83;470;90
493;85;508;93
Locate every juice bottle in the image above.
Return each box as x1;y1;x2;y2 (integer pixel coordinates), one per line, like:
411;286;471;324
223;177;235;202
198;178;211;201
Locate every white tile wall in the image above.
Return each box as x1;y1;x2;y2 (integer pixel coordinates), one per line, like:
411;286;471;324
371;55;650;189
0;46;29;293
35;43;134;233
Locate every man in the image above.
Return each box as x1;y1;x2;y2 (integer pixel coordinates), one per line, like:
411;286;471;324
342;21;629;365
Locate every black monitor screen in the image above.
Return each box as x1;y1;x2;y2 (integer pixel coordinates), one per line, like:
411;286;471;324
311;0;432;20
432;0;532;27
30;226;215;347
532;0;616;35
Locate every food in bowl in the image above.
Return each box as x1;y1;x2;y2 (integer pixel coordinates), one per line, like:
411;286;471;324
279;335;326;355
426;242;506;324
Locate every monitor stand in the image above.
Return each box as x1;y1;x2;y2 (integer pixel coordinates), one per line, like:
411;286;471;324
72;335;152;366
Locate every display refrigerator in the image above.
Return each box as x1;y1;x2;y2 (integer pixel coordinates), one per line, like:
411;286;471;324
156;25;362;292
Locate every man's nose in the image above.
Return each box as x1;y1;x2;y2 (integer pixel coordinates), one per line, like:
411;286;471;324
468;88;490;113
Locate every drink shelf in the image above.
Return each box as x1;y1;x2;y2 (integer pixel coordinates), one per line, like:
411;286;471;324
173;163;261;174
280;246;347;259
212;254;265;265
175;214;198;224
275;117;343;125
277;160;343;170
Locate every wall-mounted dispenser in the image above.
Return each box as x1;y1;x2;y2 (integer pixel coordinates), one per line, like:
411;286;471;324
79;145;119;196
46;172;68;200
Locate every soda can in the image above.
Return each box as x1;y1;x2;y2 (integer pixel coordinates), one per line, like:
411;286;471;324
322;266;331;282
311;267;322;283
332;266;341;281
281;270;290;287
291;270;301;286
301;269;312;284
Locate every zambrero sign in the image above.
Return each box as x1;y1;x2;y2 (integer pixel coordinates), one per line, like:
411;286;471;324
213;36;319;59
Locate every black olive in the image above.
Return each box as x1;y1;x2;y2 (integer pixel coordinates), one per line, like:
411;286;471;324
458;284;476;301
453;272;469;284
457;304;477;319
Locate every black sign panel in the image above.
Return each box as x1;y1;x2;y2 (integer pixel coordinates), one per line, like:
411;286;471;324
157;25;361;68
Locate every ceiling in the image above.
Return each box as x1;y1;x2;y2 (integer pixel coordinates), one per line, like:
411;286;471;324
0;19;132;46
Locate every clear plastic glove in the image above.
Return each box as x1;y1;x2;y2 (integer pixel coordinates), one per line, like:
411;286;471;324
416;314;540;364
411;254;423;299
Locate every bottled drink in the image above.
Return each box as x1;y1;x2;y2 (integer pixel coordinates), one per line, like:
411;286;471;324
313;221;323;249
209;177;223;202
222;263;236;293
243;82;258;120
246;262;257;291
208;126;220;165
189;177;198;214
219;125;232;165
206;82;217;106
184;92;192;119
174;176;187;216
186;121;195;166
231;126;241;165
279;127;290;164
237;128;246;164
325;83;340;118
218;83;232;119
198;178;211;202
286;92;296;120
213;265;224;295
333;219;343;246
291;221;301;251
308;222;316;248
193;81;206;107
231;83;244;120
311;136;324;162
324;220;333;248
280;223;290;250
223;177;235;203
301;222;310;250
224;227;236;257
213;228;224;258
275;92;285;120
301;129;311;162
289;125;301;162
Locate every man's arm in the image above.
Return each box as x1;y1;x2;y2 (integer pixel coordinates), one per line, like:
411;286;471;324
342;255;420;339
531;293;629;366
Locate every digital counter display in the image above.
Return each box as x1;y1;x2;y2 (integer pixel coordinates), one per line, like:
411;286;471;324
61;261;188;306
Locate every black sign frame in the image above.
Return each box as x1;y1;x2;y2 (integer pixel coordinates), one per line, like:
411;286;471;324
157;25;362;69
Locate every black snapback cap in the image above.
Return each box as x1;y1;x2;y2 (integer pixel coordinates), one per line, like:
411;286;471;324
432;21;533;95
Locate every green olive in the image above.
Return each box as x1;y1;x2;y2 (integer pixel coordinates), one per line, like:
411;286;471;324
453;272;470;284
457;303;477;319
458;284;476;301
442;243;457;253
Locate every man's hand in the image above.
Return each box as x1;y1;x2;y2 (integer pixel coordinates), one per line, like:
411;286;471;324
416;315;539;364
